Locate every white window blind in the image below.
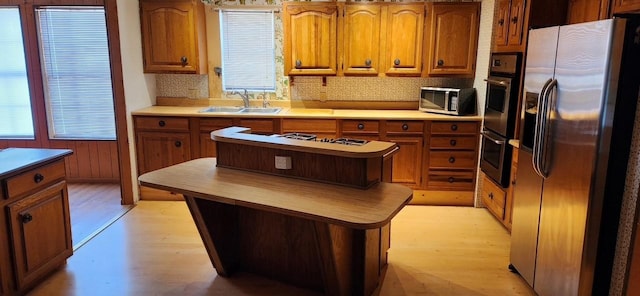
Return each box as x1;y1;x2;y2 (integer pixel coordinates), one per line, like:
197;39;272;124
37;7;116;140
220;10;276;91
0;8;35;139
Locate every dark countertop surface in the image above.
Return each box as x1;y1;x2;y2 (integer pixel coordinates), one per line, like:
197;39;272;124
0;148;73;179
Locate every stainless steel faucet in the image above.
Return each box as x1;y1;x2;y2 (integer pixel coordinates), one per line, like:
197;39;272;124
231;89;250;108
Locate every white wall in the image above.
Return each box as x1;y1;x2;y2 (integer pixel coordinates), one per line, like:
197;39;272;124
116;0;156;202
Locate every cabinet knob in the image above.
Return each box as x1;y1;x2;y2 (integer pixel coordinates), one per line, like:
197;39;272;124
22;213;33;224
295;60;302;68
158;120;166;127
402;123;409;131
175;141;182;148
394;58;400;66
512;179;516;185
448;177;455;183
511;16;518;24
498;18;505;26
450;139;457;146
33;173;44;183
365;59;372;67
437;59;445;66
180;56;188;66
448;157;456;163
357;123;365;130
451;124;458;131
489;193;494;199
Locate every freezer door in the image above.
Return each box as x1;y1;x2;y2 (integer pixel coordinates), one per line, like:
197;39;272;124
509;150;543;287
533;19;622;296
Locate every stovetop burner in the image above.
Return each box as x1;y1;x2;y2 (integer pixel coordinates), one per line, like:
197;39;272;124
280;133;368;146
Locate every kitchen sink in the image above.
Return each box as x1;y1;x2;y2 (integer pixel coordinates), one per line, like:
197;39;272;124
199;106;244;113
238;107;282;114
199;106;281;114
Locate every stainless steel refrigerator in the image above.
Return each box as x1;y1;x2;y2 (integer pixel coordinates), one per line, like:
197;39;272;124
510;17;640;295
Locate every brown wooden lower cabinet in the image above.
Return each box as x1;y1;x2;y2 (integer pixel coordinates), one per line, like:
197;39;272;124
133;115;480;205
628;221;640;295
0;149;72;295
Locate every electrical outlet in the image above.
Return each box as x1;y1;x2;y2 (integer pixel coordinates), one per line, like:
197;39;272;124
275;156;292;170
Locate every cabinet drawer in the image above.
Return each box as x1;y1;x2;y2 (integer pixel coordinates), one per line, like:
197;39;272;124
282;119;337;133
481;175;506;220
429;151;476;169
199;118;233;132
386;120;424;134
431;121;478;134
5;161;66;199
426;170;475;191
430;135;478;150
342;120;379;134
135;117;190;132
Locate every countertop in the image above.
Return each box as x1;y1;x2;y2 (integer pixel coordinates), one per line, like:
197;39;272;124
139;157;413;229
132;106;482;121
0;148;73;179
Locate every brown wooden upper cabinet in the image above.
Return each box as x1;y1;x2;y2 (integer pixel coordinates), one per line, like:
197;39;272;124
139;0;207;74
613;0;640;13
425;2;480;77
567;0;610;24
382;3;425;76
283;2;338;76
493;0;526;52
340;4;382;76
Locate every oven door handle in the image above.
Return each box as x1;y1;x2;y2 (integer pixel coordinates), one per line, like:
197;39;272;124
484;78;507;86
481;131;505;145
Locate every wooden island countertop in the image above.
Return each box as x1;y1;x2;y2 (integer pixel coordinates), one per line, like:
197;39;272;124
139;157;412;229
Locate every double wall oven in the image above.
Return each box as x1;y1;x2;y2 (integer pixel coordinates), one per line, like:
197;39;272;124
480;53;522;187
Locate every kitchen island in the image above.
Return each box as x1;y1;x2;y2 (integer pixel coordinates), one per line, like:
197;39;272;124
138;128;413;295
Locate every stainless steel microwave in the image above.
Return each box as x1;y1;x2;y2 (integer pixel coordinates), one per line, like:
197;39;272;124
419;87;476;116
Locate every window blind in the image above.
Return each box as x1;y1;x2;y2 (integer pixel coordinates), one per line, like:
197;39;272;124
0;8;35;139
37;7;116;140
220;10;276;91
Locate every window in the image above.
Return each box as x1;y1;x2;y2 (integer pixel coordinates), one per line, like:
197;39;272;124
220;10;276;92
37;7;116;140
0;8;35;139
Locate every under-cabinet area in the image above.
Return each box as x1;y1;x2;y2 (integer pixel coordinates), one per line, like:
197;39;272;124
132;108;481;206
0;148;73;296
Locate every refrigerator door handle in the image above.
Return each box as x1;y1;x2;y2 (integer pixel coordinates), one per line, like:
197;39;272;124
533;78;553;178
537;79;557;178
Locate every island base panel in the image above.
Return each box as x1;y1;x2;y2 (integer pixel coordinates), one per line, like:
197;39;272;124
184;195;389;295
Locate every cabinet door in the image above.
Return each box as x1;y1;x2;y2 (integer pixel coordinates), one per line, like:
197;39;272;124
506;0;525;47
140;0;200;73
136;132;191;174
613;0;640;13
385;136;423;188
494;0;511;47
284;3;338;76
383;4;425;76
567;0;607;24
341;4;382;75
7;181;72;290
426;2;480;76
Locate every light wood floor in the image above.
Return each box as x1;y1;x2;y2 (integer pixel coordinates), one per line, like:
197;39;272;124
28;201;535;296
67;183;132;249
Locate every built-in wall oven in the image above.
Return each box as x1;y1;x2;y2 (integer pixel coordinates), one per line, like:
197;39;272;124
480;53;522;187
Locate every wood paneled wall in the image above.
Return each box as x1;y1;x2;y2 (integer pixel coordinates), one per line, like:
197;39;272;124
0;140;119;182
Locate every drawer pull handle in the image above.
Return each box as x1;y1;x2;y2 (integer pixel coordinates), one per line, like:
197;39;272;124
402;123;409;131
450;139;457;146
22;213;33;224
175;141;182;148
451;124;458;131
448;157;456;163
357;123;365;130
33;173;44;184
489;193;494;199
448;177;455;183
158;120;166;127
